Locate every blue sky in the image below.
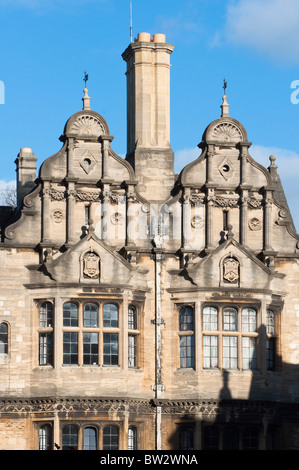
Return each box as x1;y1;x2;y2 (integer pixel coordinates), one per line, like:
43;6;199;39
0;0;298;231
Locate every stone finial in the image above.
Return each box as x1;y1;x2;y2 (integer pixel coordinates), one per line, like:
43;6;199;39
227;224;234;239
221;94;230;117
82;87;91;110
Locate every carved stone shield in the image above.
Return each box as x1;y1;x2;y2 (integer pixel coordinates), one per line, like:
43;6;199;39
223;257;239;283
83;252;100;278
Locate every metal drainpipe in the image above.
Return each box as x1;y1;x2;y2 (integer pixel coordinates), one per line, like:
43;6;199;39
153;234;164;450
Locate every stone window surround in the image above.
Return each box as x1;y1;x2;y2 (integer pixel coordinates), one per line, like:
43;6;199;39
176;301;279;372
35;298;141;369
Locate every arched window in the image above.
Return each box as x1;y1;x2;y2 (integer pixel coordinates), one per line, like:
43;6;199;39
128;305;138;368
128;305;137;330
128;426;137;450
83;303;98;327
39;302;53;328
39;424;52;450
179;306;194;331
242;308;257;332
0;323;8;354
63;302;78;327
203;306;218;331
266;310;275;335
223;307;238;331
83;426;98;450
103;304;118;328
103;425;119;450
180;427;194;450
62;425;78;450
179;306;194;369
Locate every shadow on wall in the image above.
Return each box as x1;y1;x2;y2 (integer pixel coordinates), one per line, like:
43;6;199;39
168;325;299;450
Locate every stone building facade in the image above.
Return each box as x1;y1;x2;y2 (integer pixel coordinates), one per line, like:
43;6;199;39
0;32;299;451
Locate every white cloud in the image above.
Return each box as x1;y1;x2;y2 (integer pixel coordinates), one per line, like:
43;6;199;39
250;145;299;178
225;0;299;63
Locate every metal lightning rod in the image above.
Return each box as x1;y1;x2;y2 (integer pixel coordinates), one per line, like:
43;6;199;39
130;0;133;42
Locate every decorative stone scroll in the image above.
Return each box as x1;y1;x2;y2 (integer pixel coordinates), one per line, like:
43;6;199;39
223;257;239;283
83;251;100;279
211;196;239;208
189;193;205;205
75;191;101;202
247;198;263;209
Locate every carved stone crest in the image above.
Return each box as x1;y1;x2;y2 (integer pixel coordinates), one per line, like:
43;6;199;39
83;251;100;279
223;257;239;283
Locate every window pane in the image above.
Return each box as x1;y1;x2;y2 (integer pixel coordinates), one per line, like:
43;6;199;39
103;304;118;328
128;334;137;368
63;332;78;365
83;303;98;327
203;335;218;368
103;426;119;450
223;336;237;369
128;427;137;450
128;305;137;330
62;425;78;450
242;308;257;332
63;302;78;327
39;333;53;365
39;302;53;328
266;310;275;335
243;427;259;450
203;426;219;450
203;306;218;331
0;323;8;354
83;332;98;365
180;428;194;450
267;338;275;370
223;427;239;450
179;335;194;368
39;424;52;450
103;333;119;365
223;308;238;331
83;427;98;450
242;337;257;370
179;306;194;331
